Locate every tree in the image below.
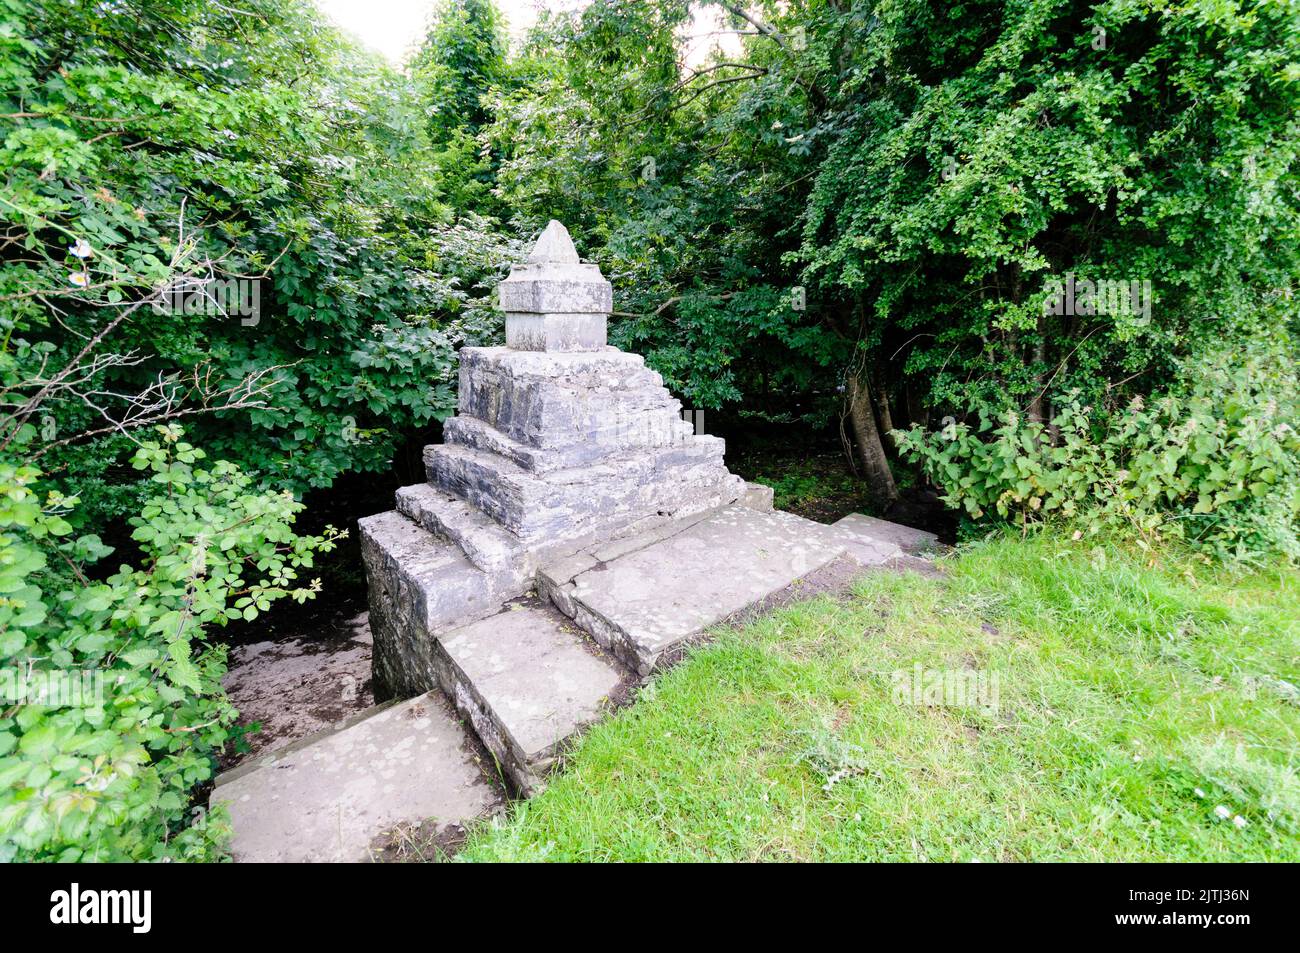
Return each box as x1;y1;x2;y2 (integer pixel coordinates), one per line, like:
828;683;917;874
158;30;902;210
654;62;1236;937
411;0;509;145
0;0;518;861
485;0;1300;512
2;0;520;515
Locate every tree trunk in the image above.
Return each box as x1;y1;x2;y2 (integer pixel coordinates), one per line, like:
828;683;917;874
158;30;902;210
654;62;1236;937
872;365;896;450
847;366;899;507
904;378;929;431
1028;304;1048;426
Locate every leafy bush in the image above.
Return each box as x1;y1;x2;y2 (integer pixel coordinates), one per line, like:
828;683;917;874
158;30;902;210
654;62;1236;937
895;340;1300;563
0;0;518;865
482;0;1300;503
0;427;341;861
1;0;517;517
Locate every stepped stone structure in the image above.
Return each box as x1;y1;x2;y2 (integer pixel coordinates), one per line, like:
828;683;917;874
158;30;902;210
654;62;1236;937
214;222;937;861
361;221;750;701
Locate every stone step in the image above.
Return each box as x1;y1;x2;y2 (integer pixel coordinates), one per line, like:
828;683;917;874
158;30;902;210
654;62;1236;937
394;482;527;581
833;513;939;556
431;600;630;796
456;346;687;450
539;505;849;675
358;509;526;698
212;691;500;862
215;698;398;792
425;440;743;548
427;437;729;497
444;412;693;475
443;414;559;473
825;515;906;565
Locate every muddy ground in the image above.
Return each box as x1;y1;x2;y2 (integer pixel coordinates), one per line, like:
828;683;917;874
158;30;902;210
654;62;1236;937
219;609;375;771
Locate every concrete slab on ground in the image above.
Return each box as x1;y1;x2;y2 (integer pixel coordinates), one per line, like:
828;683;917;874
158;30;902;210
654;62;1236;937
834;513;940;555
825;516;906;565
213;691;499;863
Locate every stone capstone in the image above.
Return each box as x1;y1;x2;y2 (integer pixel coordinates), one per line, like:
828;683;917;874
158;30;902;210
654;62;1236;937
499;221;612;352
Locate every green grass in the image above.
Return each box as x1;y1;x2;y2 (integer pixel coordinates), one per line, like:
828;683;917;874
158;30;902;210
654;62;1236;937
461;535;1300;862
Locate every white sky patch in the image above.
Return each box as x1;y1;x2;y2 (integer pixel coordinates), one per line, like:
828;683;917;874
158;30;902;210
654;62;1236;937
313;0;742;66
680;4;746;67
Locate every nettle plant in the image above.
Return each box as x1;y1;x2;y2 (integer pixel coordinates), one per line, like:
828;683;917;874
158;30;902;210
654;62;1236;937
0;426;341;861
895;341;1300;563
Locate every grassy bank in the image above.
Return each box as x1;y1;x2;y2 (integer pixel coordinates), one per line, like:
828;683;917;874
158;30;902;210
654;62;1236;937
461;535;1300;862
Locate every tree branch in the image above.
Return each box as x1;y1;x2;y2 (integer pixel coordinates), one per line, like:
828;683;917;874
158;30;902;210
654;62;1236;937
716;2;790;51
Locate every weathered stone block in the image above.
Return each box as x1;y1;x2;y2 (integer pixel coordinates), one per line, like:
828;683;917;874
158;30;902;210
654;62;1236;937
431;603;627;795
833;513;940;555
498;222;612;312
740;481;775;512
544;505;846;675
425;440;743;547
454;346;687;451
358;510;525;699
444;409;691;474
394;483;526;581
500;276;613;315
826;514;906;564
498;221;613;354
506;312;607;352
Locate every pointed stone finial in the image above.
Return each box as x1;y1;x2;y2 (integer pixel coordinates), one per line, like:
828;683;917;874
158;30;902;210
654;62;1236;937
527;220;580;264
498;219;612;352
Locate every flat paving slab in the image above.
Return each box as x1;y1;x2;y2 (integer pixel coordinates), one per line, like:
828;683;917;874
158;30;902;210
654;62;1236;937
434;602;627;795
552;505;846;674
826;515;906;565
214;691;499;863
834;513;940;555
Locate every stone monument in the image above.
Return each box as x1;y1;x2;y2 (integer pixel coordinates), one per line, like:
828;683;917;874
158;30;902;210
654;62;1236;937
217;223;932;856
361;222;750;698
354;220;920;793
428;221;746;552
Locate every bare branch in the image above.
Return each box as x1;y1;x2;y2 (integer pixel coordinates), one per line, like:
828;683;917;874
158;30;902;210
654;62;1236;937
716;2;790;52
29;363;291;459
669;73;766;113
0;300;148;452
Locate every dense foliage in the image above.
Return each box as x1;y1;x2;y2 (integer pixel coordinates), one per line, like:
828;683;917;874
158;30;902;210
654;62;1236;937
0;0;512;860
0;428;340;860
483;0;1299;537
2;0;516;507
1;0;1297;862
896;338;1300;562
